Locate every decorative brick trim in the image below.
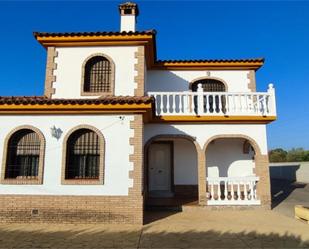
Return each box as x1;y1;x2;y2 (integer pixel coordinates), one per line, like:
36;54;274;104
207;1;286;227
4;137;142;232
134;46;145;96
247;70;256;92
44;47;58;98
80;53;115;97
129;115;143;196
255;154;271;209
197;148;207;205
0;195;141;224
1;125;46;185
128;115;144;224
61;125;105;185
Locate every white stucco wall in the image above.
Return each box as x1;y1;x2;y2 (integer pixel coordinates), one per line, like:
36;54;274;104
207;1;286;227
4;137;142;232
53;46;138;98
0;115;134;196
120;15;136;32
146;70;252;93
144;123;268;155
174;139;198;185
206;138;255;178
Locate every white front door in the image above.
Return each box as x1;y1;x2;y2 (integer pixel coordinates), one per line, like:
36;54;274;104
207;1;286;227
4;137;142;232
148;143;172;194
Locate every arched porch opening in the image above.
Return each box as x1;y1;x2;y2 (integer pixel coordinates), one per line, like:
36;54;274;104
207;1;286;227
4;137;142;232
204;135;262;205
144;135;201;208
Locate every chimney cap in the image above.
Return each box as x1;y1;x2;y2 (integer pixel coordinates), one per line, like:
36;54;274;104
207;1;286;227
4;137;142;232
119;2;139;16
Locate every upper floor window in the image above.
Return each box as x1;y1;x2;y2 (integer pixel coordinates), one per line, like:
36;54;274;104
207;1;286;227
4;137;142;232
191;78;226;113
191;78;226;92
1;126;45;184
82;55;115;95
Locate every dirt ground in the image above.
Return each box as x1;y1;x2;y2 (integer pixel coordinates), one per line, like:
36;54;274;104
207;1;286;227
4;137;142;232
0;209;308;249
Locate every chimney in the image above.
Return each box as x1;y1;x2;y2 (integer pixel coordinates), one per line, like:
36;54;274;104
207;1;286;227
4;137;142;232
119;2;139;32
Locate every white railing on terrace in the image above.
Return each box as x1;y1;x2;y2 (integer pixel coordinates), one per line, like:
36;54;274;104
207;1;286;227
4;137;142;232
148;84;276;117
207;176;260;205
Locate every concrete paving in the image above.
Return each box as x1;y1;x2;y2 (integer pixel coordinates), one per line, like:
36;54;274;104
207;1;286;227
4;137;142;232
272;179;309;218
0;209;309;248
0;179;308;249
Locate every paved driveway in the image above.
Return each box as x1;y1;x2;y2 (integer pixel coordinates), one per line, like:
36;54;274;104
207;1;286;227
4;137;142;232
272;179;309;218
0;209;309;249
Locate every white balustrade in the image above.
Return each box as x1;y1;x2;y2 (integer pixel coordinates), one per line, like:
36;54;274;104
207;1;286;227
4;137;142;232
148;84;276;117
206;176;260;205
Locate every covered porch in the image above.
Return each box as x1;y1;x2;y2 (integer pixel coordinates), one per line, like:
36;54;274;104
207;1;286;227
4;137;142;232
144;135;199;209
144;134;269;209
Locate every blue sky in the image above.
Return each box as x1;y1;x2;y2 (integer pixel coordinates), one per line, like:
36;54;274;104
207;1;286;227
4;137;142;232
0;1;308;150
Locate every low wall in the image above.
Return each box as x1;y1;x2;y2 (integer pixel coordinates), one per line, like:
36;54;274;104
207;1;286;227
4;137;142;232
269;162;309;183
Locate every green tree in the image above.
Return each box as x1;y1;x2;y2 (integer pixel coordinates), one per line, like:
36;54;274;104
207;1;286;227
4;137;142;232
303;151;309;161
269;148;287;162
286;148;306;162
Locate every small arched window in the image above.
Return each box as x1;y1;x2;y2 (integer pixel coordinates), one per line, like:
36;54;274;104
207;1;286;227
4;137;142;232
83;55;113;94
65;129;101;180
191;78;226;114
5;129;41;179
191;79;226;92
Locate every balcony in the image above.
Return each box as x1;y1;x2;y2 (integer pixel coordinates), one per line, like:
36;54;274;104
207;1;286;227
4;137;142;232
148;84;276;119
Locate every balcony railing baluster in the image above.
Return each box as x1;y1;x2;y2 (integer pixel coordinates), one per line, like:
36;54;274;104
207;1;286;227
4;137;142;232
148;84;276;117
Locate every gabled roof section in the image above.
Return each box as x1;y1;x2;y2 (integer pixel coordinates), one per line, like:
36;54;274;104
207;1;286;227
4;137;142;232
34;30;157;68
33;30;263;70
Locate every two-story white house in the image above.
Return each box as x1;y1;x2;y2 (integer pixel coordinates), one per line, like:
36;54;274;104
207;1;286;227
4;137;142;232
0;2;276;224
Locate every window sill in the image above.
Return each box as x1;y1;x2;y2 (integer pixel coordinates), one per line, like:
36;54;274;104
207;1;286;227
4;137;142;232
80;92;113;97
61;179;103;185
0;178;42;185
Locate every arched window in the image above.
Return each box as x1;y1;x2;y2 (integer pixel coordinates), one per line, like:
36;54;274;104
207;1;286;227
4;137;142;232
191;78;226;113
191;79;226;92
5;129;41;179
65;129;101;180
83;55;113;94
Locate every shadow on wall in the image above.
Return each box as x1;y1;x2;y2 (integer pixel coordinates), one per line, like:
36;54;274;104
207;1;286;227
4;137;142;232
206;138;255;177
0;222;308;248
145;124;199;145
146;71;191;92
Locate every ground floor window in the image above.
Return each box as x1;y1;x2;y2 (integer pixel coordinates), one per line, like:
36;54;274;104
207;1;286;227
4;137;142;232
5;129;41;179
65;128;101;179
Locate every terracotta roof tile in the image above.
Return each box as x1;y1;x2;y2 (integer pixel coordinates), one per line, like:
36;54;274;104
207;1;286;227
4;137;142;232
33;30;156;38
156;58;265;63
0;96;154;105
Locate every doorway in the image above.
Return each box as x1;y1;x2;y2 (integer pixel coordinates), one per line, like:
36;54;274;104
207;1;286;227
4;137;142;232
148;142;173;197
